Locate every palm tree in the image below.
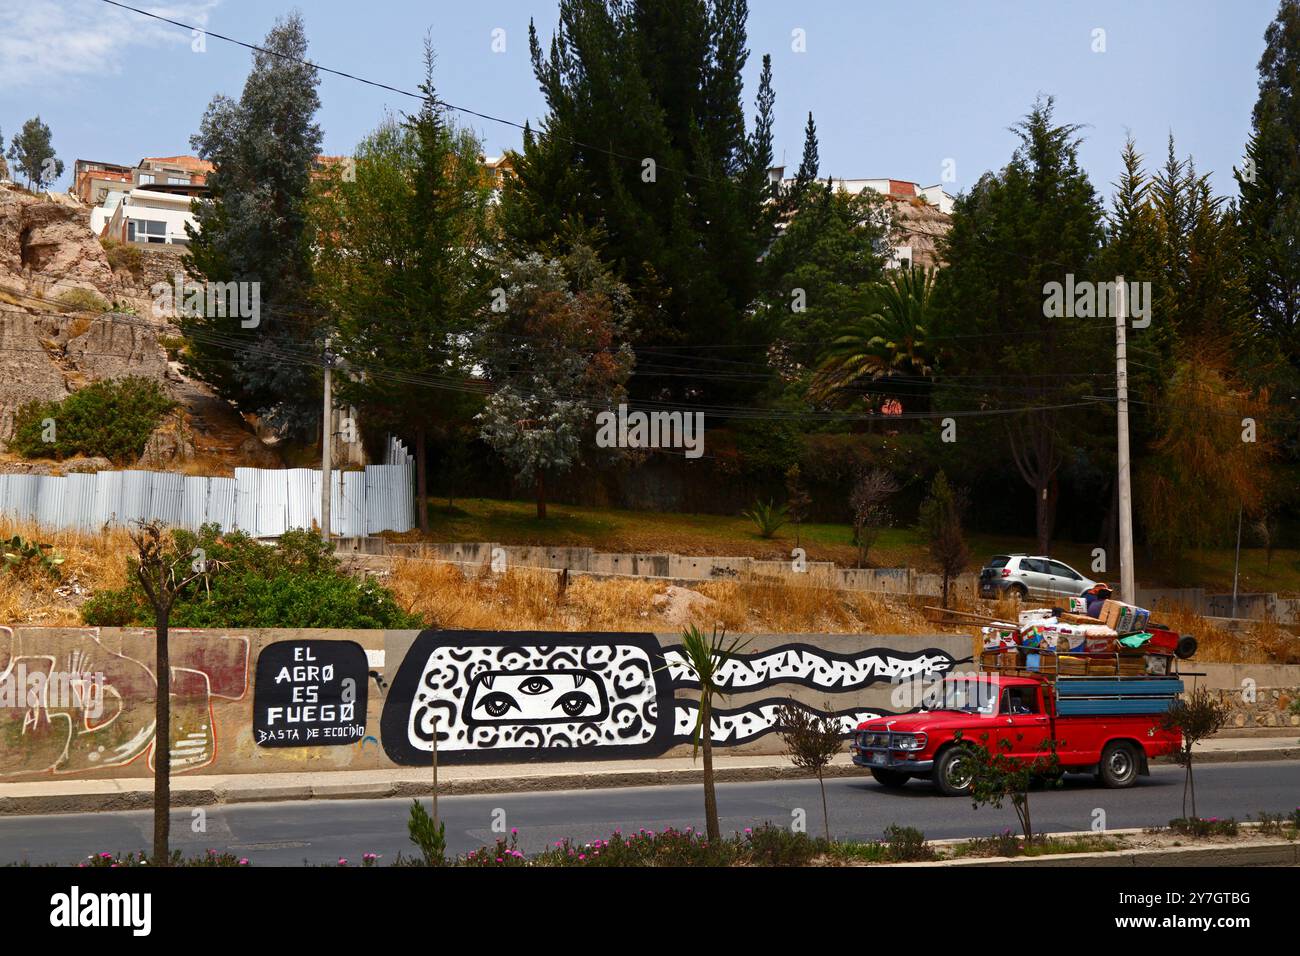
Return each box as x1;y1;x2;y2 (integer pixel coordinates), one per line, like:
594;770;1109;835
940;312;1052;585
675;624;750;842
811;265;938;406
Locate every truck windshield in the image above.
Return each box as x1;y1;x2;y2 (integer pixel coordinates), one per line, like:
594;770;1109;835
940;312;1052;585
941;680;998;714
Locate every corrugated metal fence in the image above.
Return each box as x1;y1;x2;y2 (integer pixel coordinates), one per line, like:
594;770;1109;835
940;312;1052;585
0;437;415;537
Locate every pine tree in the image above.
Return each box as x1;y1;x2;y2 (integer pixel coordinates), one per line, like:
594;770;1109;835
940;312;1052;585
933;98;1106;554
1237;0;1300;369
185;12;323;436
500;0;778;406
313;37;493;533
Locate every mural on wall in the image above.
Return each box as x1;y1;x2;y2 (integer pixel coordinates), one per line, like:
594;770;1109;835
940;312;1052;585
253;640;369;747
0;626;248;777
380;630;957;765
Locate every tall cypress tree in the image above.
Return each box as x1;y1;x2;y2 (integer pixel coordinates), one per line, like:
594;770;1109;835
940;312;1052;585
933;98;1106;553
185;12;323;435
500;0;777;405
1237;0;1300;369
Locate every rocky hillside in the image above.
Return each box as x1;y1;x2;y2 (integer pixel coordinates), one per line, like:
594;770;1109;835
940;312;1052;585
0;184;278;471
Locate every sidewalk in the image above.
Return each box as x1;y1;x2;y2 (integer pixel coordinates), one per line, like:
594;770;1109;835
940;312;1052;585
1;737;1295;816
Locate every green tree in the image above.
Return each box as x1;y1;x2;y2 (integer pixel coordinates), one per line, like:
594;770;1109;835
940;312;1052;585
500;0;778;406
674;624;750;842
761;184;889;377
474;246;635;518
1237;0;1300;370
933;98;1106;553
1159;686;1231;820
775;700;842;842
917;470;969;608
313;38;493;533
812;266;938;408
185;12;323;436
6;116;63;190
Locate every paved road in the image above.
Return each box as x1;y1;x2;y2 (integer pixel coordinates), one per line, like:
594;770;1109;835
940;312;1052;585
3;760;1298;865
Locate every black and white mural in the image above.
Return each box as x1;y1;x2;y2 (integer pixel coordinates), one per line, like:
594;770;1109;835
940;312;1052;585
380;630;958;765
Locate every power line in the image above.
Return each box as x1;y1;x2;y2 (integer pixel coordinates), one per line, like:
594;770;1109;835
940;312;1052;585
96;0;719;185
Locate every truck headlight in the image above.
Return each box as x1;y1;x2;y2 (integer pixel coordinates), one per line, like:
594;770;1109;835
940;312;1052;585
893;733;927;751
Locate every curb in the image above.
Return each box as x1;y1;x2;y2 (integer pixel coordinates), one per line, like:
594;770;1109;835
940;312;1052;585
1;750;1295;817
883;838;1300;868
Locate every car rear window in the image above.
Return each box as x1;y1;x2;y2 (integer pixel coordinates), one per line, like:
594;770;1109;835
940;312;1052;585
986;555;1010;569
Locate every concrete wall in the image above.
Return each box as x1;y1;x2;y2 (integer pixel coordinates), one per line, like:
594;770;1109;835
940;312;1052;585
0;626;974;780
376;540;984;598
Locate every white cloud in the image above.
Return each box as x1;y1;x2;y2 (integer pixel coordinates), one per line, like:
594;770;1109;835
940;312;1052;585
0;0;219;90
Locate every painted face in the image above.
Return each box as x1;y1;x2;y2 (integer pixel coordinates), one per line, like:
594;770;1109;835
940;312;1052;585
465;670;607;725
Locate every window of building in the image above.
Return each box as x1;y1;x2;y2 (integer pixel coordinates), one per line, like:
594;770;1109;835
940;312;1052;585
127;219;167;243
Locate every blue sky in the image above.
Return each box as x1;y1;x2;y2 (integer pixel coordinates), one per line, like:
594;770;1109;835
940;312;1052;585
0;0;1281;202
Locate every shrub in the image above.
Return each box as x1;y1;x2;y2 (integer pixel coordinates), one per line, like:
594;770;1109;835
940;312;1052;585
743;499;788;538
10;377;175;462
100;238;143;277
81;525;425;629
883;824;936;862
56;287;110;313
407;800;447;866
1;535;64;579
1169;817;1239;838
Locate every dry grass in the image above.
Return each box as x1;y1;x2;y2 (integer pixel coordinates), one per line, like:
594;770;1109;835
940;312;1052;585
1152;600;1300;664
0;520;131;625
386;560;936;634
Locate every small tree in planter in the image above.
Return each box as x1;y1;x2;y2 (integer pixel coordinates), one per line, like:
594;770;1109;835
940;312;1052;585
674;624;750;842
775;700;843;841
129;521;211;866
1159;686;1231;820
959;730;1060;846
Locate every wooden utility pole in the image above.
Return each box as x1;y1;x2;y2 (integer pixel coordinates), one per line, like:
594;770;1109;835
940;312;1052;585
321;340;334;542
1115;277;1136;605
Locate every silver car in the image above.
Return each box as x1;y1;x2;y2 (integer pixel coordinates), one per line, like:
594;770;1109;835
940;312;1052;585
978;554;1096;602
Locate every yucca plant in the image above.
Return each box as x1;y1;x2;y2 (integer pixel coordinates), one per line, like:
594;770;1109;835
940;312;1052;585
675;624;751;841
743;499;788;539
1;535;65;579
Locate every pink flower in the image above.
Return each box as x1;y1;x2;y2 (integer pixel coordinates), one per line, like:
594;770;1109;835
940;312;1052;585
511;828;518;835
239;859;249;866
337;858;348;866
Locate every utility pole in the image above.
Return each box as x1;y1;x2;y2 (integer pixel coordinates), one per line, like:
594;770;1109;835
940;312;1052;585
1115;276;1136;605
321;339;334;543
1232;504;1243;618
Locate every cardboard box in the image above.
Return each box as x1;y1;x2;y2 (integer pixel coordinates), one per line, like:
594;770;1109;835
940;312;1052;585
1086;658;1117;675
1058;656;1087;675
1085;634;1117;655
1066;596;1090;614
1101;599;1151;634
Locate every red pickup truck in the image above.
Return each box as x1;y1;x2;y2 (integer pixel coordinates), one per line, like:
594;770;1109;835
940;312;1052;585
850;672;1183;796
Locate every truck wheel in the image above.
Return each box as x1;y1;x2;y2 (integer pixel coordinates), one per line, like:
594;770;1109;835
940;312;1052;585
1097;742;1139;789
934;747;974;797
870;768;911;789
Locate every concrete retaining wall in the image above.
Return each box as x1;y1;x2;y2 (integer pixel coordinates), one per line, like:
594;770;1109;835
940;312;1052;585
0;627;974;781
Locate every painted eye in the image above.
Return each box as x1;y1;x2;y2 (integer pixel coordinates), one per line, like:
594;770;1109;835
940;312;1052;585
479;692;518;718
555;692;594;717
518;676;554;696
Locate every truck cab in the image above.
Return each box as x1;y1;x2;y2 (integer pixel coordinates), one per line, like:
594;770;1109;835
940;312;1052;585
850;672;1182;796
